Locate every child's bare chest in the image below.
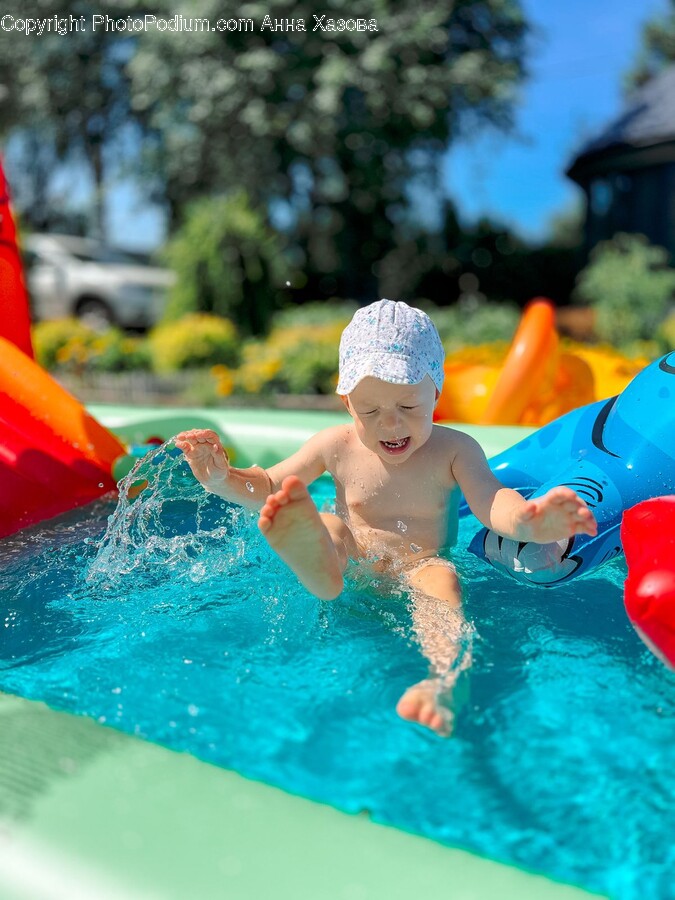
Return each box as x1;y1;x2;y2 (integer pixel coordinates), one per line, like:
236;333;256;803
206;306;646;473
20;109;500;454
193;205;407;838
335;449;451;527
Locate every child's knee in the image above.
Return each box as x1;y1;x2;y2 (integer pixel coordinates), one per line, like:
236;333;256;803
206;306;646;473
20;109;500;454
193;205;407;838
407;563;462;604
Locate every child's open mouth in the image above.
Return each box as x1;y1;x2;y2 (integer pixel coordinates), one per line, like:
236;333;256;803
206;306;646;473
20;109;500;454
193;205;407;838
380;437;411;455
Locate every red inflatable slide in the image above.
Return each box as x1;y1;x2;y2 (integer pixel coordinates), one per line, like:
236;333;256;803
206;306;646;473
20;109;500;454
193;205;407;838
0;158;125;539
0;161;33;357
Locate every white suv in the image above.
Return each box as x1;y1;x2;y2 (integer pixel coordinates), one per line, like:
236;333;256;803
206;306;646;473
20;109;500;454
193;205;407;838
21;233;175;330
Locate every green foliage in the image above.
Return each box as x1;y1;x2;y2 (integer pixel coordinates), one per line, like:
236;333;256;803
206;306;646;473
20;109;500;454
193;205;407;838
127;0;528;296
659;311;675;351
626;0;675;87
1;0;529;298
377;207;578;309
0;0;134;235
272;300;359;328
32;319;149;372
230;321;346;395
422;299;520;351
33;318;93;370
148;313;240;373
546;202;585;249
162;193;285;335
573;233;675;346
277;339;341;395
87;330;152;373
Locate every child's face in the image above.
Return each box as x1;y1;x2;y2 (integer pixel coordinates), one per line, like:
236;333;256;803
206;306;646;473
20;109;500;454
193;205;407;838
341;375;438;464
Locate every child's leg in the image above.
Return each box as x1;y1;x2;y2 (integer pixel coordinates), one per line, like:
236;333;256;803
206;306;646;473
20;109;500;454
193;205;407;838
396;561;471;737
258;475;359;600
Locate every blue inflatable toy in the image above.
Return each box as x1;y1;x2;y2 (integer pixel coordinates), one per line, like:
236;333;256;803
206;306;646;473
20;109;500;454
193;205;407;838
460;352;675;587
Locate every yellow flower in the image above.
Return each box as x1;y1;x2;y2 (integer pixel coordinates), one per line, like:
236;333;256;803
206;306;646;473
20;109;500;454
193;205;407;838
211;364;235;396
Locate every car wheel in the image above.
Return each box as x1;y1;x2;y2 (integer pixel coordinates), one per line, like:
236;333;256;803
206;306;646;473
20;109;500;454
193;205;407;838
76;297;115;331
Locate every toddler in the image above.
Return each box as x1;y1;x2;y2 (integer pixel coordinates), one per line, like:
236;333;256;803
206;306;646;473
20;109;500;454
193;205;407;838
176;300;597;735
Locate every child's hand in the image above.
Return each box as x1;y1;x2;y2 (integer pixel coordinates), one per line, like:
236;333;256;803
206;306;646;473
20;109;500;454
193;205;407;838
174;429;230;491
515;486;598;544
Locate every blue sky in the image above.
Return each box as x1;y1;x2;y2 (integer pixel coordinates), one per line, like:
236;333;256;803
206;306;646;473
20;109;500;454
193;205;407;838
107;0;669;250
444;0;669;240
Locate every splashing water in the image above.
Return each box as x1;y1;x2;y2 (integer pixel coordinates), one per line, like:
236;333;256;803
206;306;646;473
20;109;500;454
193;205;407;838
0;441;673;899
88;442;253;590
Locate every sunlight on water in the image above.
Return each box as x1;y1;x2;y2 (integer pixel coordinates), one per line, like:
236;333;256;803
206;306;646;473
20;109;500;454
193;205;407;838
0;441;673;900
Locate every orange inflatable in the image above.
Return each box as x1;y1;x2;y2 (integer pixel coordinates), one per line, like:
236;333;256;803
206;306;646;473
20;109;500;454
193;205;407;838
0;161;126;538
0;158;33;358
480;299;559;425
0;336;124;467
0;336;126;538
434;298;642;426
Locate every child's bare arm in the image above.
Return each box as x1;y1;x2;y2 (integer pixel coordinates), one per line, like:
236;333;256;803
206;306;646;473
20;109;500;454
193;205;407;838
450;432;597;543
175;427;334;511
175;429;267;510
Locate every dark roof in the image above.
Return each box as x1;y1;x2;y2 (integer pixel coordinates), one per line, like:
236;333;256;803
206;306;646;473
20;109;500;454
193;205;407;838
568;65;675;177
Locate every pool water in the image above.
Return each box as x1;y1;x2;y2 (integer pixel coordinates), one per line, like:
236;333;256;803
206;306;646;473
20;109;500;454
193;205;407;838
0;444;673;899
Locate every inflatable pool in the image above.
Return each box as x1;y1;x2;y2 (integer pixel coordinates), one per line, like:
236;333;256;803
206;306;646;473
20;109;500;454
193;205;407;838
0;406;614;900
1;402;674;899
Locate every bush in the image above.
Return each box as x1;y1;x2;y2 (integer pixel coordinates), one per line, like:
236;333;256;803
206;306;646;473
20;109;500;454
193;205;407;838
32;319;150;372
276;323;344;393
573;233;675;346
162;192;286;336
659;311;675;348
219;303;356;395
148;314;240;373
272;300;359;328
217;320;347;396
421;298;520;351
33;318;94;370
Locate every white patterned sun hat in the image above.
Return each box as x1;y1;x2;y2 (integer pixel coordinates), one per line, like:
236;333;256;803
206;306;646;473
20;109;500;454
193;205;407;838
336;299;445;395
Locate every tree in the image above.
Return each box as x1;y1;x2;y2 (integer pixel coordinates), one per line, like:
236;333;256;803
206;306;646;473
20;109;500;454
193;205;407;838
626;0;675;87
127;0;528;298
0;1;137;238
162;192;286;335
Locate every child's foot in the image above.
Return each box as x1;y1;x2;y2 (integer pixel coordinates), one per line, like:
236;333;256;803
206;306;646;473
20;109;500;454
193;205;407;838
396;679;454;737
258;476;344;600
397;673;470;738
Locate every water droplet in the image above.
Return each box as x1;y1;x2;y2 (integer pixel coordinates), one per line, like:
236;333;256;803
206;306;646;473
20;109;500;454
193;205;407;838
410;543;422;553
397;520;407;532
245;481;255;493
285;280;291;286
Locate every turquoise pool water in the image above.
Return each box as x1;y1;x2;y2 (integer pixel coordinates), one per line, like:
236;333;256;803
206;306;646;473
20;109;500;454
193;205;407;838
0;444;673;899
